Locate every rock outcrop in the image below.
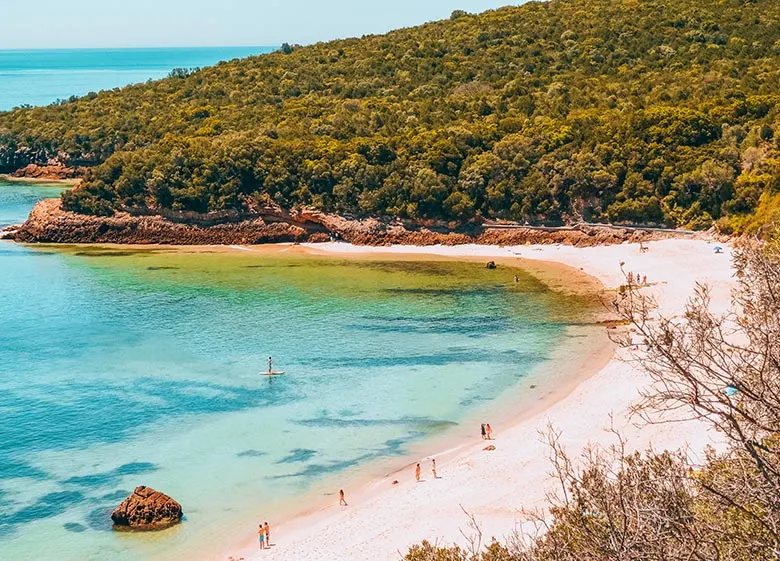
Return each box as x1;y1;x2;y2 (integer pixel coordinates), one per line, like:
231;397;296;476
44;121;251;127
111;486;183;531
12;197;700;247
10;164;84;180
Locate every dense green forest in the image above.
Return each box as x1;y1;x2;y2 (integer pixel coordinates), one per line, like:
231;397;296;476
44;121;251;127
1;0;778;229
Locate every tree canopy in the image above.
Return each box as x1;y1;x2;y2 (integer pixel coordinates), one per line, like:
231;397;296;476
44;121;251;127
0;0;778;230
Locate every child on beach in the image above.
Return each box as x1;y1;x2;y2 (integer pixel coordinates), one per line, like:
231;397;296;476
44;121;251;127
258;524;266;549
415;463;421;482
339;489;348;506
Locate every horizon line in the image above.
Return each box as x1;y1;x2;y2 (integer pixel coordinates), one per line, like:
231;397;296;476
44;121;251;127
0;45;280;52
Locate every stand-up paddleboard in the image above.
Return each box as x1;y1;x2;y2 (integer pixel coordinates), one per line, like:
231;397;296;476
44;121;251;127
261;371;286;376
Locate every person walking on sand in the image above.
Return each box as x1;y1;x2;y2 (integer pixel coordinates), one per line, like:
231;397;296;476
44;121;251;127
415;462;421;482
486;423;494;440
481;423;486;440
432;458;438;479
258;523;266;549
264;521;271;547
339;489;348;506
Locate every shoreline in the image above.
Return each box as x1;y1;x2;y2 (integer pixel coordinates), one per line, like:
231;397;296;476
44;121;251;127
16;239;611;561
211;324;613;561
218;238;733;561
9;237;733;560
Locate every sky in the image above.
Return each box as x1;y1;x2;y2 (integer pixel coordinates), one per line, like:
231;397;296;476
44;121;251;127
2;1;526;50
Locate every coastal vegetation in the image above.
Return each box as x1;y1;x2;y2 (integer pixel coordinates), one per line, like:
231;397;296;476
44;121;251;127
0;0;778;231
404;239;780;560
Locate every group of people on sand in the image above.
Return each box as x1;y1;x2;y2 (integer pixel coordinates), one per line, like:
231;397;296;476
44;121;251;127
627;272;648;286
257;521;271;550
480;423;494;440
414;458;439;482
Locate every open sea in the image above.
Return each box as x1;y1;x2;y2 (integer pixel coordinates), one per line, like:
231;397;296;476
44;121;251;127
0;47;275;111
0;49;600;560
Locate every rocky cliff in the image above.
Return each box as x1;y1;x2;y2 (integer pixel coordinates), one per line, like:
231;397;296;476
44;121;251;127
10;164;84;180
11;198;693;247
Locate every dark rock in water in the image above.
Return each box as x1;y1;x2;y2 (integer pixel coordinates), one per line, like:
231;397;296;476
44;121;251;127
111;486;182;531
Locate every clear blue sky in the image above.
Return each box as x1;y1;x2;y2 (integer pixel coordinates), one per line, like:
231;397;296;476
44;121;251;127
3;1;525;49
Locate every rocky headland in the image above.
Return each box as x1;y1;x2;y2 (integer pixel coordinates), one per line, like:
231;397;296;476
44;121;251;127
9;197;698;247
8;164;84;181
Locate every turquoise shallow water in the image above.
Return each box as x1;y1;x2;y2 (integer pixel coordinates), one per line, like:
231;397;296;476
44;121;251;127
0;47;275;111
0;181;597;560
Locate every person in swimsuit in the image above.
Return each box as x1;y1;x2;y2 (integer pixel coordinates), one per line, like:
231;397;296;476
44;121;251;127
339;489;348;506
267;356;273;373
481;423;486;440
432;458;438;479
415;463;421;482
264;521;270;546
258;524;266;549
486;423;493;440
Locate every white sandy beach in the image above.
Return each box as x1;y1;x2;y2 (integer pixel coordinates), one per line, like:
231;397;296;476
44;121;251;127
228;238;734;561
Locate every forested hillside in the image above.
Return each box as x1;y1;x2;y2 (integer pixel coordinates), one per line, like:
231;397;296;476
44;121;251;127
1;0;779;230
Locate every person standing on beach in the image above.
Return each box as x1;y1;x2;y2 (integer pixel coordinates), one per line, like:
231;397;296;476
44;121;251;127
264;522;271;547
415;462;421;482
486;423;493;440
481;423;486;440
432;458;438;479
339;489;348;506
258;523;266;549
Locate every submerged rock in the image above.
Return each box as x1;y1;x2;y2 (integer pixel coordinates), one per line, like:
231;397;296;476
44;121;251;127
111;486;182;531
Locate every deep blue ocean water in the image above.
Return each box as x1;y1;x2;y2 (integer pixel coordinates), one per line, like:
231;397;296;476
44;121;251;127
0;47;275;111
